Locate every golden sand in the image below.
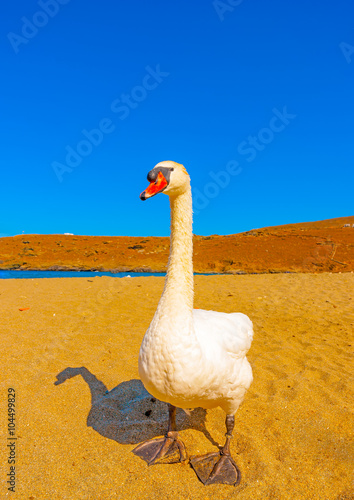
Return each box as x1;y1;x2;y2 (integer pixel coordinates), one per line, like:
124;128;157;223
1;273;353;499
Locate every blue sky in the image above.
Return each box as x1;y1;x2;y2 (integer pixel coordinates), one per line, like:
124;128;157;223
1;0;353;237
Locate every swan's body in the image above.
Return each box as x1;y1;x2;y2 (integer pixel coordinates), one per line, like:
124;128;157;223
134;161;254;485
140;307;253;414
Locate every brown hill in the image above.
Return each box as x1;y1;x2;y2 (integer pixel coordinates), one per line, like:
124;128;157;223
0;216;353;274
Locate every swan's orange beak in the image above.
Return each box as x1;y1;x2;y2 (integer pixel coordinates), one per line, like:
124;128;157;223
140;171;168;200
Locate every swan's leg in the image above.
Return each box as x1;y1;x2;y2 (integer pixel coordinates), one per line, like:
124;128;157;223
190;414;241;486
132;404;188;465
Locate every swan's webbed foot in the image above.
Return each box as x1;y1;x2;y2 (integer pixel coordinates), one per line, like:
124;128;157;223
133;430;188;465
190;414;241;486
190;450;240;485
132;403;188;465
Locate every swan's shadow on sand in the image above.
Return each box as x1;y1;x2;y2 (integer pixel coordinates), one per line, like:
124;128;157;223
55;367;219;447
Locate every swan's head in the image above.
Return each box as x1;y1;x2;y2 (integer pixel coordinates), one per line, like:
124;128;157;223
140;161;190;200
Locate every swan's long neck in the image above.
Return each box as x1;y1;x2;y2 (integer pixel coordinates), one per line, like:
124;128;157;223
156;185;194;318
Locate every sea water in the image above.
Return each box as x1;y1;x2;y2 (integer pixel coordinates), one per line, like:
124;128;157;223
0;270;166;279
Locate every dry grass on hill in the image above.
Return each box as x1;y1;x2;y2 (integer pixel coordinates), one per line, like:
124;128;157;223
0;216;353;274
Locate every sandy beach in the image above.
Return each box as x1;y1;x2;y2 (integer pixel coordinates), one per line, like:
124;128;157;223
1;273;353;499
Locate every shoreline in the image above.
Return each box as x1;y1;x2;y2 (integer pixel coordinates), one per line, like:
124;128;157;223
0;266;293;274
0;266;332;277
1;265;353;276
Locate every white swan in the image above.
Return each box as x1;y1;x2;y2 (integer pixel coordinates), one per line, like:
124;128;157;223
133;161;253;486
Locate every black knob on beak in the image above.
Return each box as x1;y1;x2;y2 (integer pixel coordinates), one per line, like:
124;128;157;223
147;169;158;182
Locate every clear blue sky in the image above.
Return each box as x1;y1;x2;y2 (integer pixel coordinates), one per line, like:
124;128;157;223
1;0;353;237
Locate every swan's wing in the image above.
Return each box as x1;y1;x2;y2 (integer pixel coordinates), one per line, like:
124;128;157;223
193;309;253;359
